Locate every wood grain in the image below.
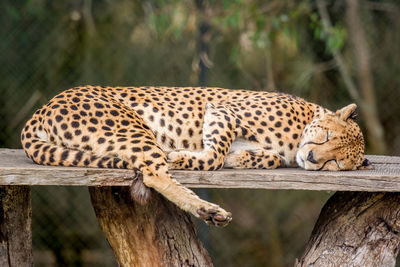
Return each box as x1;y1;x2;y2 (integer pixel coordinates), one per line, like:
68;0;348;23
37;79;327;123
0;186;33;267
89;186;213;267
295;192;400;267
1;149;400;191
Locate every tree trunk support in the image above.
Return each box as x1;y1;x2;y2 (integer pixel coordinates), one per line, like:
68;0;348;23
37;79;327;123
89;186;213;267
0;185;33;267
0;185;399;267
296;192;400;267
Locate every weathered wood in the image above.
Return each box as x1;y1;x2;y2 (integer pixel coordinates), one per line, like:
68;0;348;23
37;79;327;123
0;186;33;267
2;148;400;266
1;149;400;192
89;186;213;267
295;192;400;267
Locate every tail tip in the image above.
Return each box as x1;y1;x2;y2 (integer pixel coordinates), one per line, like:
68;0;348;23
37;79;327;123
130;172;152;205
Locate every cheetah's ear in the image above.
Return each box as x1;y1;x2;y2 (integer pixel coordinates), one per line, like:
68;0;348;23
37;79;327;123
336;103;357;121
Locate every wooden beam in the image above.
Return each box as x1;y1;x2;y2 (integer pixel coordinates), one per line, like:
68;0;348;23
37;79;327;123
295;192;400;267
0;186;33;266
89;186;213;267
1;149;400;191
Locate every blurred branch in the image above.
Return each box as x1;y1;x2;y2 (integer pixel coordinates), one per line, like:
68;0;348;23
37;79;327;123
313;59;336;74
317;0;386;154
265;25;275;91
365;1;400;13
259;1;285;15
316;0;361;104
195;0;212;86
346;0;386;153
82;0;96;82
9;90;42;130
237;64;263;90
83;0;96;36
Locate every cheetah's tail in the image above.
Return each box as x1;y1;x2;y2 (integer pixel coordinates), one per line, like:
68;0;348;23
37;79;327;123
20;116;129;170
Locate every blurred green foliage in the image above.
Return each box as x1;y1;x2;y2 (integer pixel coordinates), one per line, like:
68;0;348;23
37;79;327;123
1;0;400;266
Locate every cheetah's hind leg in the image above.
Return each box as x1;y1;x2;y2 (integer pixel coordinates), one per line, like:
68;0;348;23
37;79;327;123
140;165;232;226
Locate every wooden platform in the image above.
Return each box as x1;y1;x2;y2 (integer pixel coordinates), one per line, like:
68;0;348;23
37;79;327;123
2;148;400;266
1;149;399;191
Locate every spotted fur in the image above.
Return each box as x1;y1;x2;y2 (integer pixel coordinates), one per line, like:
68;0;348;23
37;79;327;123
21;86;370;226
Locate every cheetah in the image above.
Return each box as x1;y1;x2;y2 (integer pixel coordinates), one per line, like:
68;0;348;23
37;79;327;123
21;86;371;226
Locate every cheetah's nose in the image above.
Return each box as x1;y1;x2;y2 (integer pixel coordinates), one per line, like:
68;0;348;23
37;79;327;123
307;150;317;164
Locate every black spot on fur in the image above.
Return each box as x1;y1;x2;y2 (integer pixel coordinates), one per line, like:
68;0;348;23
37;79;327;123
268;160;275;167
61;150;69;160
94;103;104;109
110;110;119;116
64;132;72;140
105;120;114;127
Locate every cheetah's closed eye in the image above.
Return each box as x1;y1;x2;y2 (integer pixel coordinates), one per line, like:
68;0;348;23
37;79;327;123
21;86;370;226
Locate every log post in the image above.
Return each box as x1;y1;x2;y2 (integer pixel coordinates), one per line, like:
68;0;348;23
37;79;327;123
89;186;213;267
295;192;400;267
0;186;33;267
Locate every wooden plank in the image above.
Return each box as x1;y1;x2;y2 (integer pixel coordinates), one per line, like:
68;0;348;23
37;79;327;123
1;149;400;191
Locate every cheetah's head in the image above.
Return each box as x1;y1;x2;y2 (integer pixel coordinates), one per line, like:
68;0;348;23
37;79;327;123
296;104;372;171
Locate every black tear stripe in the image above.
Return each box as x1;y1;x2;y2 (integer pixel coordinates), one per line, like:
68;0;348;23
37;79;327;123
317;159;339;171
303;131;329;147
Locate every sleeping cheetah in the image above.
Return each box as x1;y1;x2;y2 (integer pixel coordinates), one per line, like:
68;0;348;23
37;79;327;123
21;86;371;226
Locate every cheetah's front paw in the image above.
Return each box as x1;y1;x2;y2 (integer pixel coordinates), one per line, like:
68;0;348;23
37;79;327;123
197;206;232;227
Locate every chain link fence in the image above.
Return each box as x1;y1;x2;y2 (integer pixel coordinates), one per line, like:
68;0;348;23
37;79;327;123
1;1;399;266
32;186;117;266
30;186;331;266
